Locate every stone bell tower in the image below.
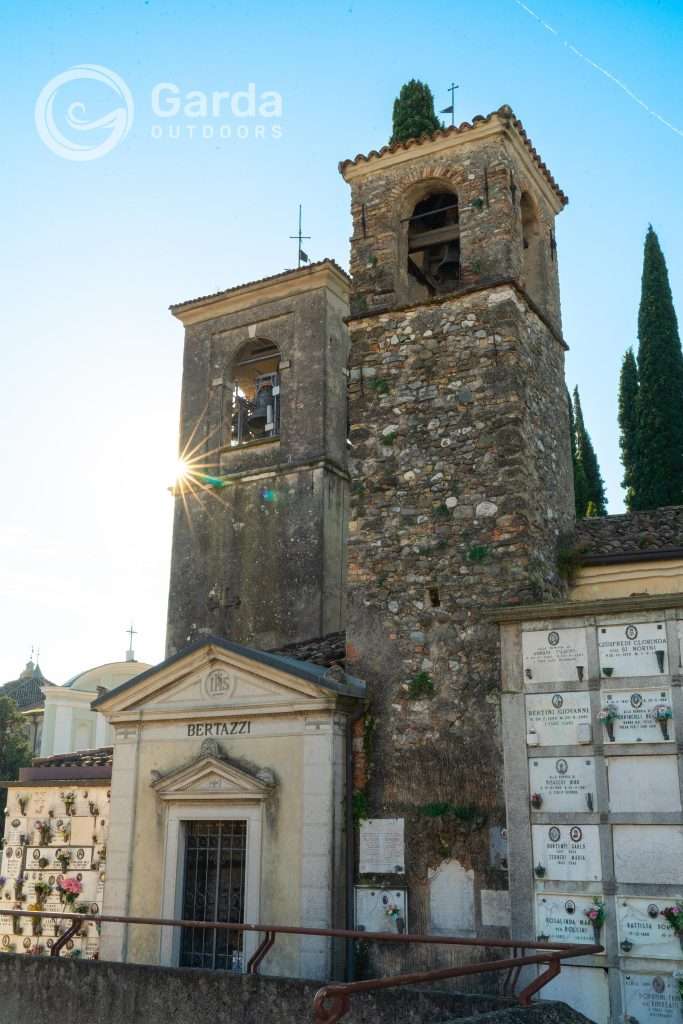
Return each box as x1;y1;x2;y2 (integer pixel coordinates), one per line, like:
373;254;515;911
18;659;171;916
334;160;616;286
166;260;350;656
340;107;574;940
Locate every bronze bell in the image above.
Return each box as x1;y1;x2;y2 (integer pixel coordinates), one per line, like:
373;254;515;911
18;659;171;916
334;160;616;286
435;241;460;281
247;382;273;429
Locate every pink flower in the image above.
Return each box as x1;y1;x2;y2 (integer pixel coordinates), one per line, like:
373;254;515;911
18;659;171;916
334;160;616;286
58;878;82;895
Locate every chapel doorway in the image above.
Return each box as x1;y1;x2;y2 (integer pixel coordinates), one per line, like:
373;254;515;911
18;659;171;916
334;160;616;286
179;820;247;971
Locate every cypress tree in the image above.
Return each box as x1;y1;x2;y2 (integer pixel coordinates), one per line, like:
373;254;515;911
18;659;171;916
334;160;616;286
568;387;590;518
618;348;639;510
632;226;683;509
390;80;442;145
573;387;607;517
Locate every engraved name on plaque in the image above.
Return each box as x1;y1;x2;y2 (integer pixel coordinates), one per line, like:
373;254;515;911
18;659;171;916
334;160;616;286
617;898;683;959
535;893;605;950
532;824;602;882
522;628;588;685
622;974;681;1024
601;689;674;744
529;757;597;814
525;692;592;747
598;622;668;678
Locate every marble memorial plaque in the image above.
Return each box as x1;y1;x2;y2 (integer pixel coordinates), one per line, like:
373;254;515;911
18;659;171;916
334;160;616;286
541;965;610;1024
529;757;597;813
74;872;99;902
528;692;593;749
599;622;668;678
532;824;602;881
26;846;93;872
359;819;405;874
3;845;26;879
601;689;674;744
623;973;682;1023
617;898;683;959
525;692;592;747
535;892;605;949
70;817;97;847
4;818;28;846
522;628;588;685
608;757;682;813
614;826;683;885
354;887;408;934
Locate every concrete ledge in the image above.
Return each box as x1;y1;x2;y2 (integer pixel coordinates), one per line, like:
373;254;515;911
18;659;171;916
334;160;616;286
0;955;591;1024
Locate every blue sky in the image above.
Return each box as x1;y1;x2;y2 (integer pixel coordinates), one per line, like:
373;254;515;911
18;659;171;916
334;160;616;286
1;0;682;681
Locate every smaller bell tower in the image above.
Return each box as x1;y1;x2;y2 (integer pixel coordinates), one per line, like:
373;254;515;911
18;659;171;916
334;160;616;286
166;260;350;656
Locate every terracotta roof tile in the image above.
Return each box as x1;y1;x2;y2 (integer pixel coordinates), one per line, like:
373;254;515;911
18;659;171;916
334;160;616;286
576;506;683;559
32;747;113;769
338;105;568;207
270;631;346;668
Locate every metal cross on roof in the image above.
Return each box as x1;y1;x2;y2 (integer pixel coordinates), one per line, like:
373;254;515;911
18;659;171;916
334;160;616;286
289;204;311;268
440;82;460;127
126;623;137;648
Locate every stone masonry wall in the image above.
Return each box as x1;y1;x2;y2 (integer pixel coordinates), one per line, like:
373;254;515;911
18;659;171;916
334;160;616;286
346;284;574;953
166;279;349;655
0;954;593;1024
345;117;562;332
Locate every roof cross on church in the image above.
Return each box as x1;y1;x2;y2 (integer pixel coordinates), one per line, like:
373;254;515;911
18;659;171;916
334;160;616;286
125;623;137;662
289;204;311;268
440;82;460;127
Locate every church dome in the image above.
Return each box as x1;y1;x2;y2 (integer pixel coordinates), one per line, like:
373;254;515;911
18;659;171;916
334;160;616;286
63;660;152;693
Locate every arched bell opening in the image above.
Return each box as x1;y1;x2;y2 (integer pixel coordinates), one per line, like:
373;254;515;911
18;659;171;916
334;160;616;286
406;190;460;297
230;339;281;446
520;191;545;306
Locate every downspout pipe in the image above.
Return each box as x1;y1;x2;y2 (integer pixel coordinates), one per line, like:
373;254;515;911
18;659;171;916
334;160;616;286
345;703;366;982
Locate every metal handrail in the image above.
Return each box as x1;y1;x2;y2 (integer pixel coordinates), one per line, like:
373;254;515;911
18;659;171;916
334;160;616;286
0;908;602;1023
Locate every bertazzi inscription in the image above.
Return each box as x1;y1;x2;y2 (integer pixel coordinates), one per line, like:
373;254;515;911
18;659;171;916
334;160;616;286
522;628;588;684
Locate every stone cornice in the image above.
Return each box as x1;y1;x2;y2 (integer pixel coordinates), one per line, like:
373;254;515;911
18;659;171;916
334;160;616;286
492;592;683;623
170;260;350;326
339;107;567;213
346;279;568;350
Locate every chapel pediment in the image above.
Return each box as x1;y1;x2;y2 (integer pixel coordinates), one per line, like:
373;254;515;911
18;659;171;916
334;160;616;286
151;743;275;802
92;636;364;720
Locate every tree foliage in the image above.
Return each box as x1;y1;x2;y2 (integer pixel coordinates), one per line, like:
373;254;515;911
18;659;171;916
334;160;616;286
390;80;442;145
618;348;639;510
0;696;31;838
573;387;607;517
568;388;590;518
631;226;683;509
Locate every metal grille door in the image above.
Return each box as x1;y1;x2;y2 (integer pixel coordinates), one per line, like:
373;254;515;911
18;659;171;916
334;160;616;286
179;820;247;971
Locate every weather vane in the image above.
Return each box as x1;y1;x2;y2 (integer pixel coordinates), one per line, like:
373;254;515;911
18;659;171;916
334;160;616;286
440;82;459;127
289;205;311;268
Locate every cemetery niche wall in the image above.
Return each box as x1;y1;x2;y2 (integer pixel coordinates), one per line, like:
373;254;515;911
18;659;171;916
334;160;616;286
0;749;111;961
500;604;683;1024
